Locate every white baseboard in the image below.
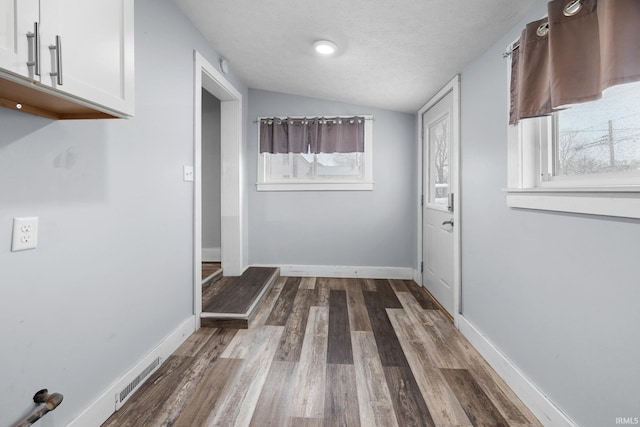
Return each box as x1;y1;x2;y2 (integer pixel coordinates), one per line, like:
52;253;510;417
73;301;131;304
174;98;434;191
202;247;221;262
252;264;415;280
413;269;421;283
458;316;577;427
67;316;196;427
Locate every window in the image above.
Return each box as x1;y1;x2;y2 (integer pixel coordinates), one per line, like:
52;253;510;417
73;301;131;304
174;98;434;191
257;115;373;191
547;82;640;184
506;80;640;219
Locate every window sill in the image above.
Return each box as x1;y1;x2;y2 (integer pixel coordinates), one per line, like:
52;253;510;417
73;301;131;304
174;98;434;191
257;181;374;192
505;188;640;219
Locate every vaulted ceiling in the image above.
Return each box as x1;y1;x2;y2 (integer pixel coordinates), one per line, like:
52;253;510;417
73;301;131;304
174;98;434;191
174;0;536;113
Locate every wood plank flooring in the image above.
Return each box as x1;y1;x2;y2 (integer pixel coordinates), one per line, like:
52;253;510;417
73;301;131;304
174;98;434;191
103;277;541;427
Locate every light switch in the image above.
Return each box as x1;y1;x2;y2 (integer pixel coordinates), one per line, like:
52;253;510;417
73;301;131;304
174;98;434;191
12;217;38;251
183;165;194;182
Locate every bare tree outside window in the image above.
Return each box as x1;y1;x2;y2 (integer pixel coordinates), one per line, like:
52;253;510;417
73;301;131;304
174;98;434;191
556;81;640;177
556;130;601;175
429;117;449;204
433;120;449;185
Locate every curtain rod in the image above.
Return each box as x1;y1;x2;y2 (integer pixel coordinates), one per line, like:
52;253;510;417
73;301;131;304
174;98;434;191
504;0;585;58
253;115;374;124
503;41;520;58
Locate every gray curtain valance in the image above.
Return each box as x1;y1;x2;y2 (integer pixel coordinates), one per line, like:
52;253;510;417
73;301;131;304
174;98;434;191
259;117;365;154
509;0;640;125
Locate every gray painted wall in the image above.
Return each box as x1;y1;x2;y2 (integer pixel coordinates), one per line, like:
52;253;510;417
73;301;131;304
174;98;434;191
247;89;417;268
0;0;248;425
460;1;640;425
202;90;221;254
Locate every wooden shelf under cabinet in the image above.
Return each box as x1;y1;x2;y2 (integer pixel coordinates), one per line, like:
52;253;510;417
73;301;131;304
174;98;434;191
0;75;118;120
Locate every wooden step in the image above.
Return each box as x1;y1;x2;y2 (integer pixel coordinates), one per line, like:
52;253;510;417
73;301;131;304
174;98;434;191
200;267;279;329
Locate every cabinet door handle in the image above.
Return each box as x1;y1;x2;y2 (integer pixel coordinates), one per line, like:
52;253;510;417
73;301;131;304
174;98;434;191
26;22;40;76
49;36;63;86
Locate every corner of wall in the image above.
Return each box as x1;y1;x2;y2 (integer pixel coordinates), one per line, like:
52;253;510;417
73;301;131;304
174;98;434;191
66;316;196;427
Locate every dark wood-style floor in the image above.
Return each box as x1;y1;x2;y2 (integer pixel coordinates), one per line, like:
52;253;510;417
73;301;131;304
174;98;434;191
103;277;541;427
202;262;222;285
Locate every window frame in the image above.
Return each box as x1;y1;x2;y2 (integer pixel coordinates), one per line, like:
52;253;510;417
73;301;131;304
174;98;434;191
506;109;640;220
505;40;640;220
256;115;374;191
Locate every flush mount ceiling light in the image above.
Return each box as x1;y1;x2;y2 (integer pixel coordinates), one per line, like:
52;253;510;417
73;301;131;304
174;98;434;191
313;40;337;56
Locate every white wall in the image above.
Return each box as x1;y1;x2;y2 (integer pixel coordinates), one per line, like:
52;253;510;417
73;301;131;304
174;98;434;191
247;89;417;270
0;0;248;425
460;1;640;425
202;90;221;257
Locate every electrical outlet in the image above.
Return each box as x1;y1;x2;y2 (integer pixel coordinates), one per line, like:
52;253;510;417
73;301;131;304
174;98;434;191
12;217;38;251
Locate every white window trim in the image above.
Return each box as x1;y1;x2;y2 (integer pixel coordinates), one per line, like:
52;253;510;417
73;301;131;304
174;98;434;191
505;43;640;219
256;115;374;191
505;111;640;219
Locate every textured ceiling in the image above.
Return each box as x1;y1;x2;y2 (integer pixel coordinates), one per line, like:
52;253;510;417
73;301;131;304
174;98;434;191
174;0;536;113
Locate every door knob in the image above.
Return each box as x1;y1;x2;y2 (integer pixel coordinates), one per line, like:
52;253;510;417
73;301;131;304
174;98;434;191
442;219;454;227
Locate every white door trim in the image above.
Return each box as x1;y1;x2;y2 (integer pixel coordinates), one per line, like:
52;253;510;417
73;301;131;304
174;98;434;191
193;51;244;328
417;75;461;327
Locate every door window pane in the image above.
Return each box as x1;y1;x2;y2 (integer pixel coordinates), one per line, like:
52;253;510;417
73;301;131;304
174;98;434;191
428;115;450;205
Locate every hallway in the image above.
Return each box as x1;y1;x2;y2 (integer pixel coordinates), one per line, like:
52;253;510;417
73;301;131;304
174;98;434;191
103;277;540;426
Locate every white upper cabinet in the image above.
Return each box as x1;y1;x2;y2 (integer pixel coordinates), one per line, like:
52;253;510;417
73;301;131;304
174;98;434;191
39;0;135;116
0;0;134;118
0;0;39;78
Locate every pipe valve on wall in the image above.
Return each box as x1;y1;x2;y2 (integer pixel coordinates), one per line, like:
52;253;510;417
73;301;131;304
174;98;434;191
12;389;63;427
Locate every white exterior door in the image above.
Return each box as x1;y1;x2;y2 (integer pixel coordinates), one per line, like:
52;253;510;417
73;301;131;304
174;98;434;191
422;89;456;316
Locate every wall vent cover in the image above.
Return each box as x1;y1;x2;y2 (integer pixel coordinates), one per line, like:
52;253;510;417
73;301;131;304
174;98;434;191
115;356;161;410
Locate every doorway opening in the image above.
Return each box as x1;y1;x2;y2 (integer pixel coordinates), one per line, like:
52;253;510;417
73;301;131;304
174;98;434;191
418;75;461;326
193;51;244;328
201;89;223;285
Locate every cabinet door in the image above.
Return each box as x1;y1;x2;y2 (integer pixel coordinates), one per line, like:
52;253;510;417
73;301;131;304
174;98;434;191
40;0;134;116
0;0;39;79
